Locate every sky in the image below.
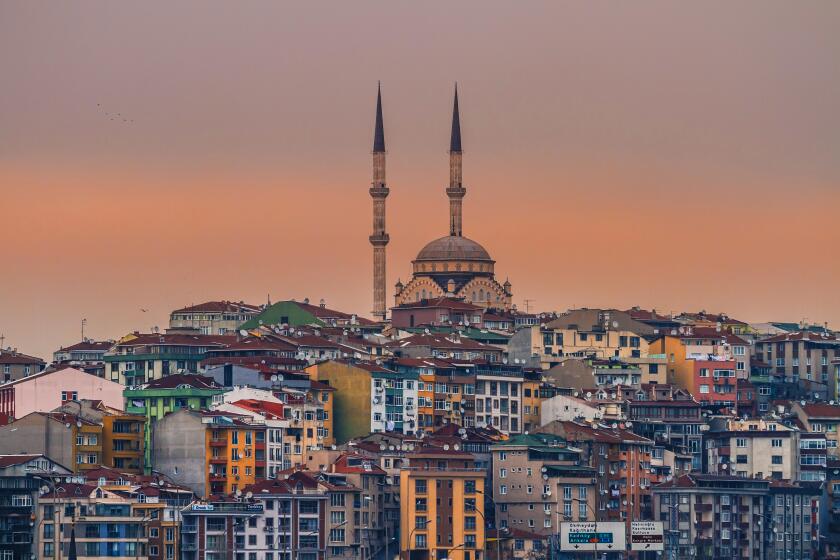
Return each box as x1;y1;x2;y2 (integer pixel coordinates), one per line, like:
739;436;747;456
1;2;839;360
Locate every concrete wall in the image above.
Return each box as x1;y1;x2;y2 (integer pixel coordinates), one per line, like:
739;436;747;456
540;394;601;426
0;413;75;468
151;410;207;497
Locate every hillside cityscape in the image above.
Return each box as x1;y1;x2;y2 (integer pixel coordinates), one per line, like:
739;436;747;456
1;87;838;560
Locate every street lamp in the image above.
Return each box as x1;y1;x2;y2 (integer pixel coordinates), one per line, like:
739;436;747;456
26;468;69;560
298;519;347;560
473;489;501;560
404;518;431;560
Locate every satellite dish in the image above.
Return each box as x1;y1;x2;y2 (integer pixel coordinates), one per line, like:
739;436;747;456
801;400;806;406
625;421;633;428
453;444;460;451
271;375;278;382
379;443;387;451
76;420;83;428
573;391;579;398
443;444;450;451
586;392;592;399
612;321;619;329
65;423;71;429
239;329;248;337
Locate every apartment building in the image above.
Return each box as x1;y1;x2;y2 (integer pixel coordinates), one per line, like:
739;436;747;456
754;331;840;397
400;448;486;560
105;332;233;385
540;420;657;522
0;366;124;420
152;409;263;498
124;374;227;473
653;474;770;560
705;418;800;480
792;402;840;459
169;300;261;335
474;363;524;434
0;454;71;560
626;387;705;471
0;348;46;383
490;433;597;536
38;482;152;559
306;360;417;441
508;308;655;369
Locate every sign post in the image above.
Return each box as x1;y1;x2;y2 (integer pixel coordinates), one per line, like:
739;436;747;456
630;521;665;552
560;521;627;552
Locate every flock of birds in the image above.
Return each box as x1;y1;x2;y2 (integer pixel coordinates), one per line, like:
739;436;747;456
97;103;133;123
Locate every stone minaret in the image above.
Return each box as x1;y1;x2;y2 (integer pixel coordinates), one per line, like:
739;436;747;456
446;85;466;237
369;83;390;321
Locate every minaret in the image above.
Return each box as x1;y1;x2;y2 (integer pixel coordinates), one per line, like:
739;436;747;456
447;84;466;237
369;83;390;321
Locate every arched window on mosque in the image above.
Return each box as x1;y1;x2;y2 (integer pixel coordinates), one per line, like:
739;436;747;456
479;289;485;301
422;289;427;299
472;291;476;301
415;292;420;302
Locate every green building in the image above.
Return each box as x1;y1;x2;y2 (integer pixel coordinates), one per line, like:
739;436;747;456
123;374;227;473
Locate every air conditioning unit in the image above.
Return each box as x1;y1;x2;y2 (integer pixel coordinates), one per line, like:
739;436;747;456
542;492;551;499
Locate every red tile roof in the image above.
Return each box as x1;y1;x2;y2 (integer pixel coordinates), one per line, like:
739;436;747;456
394;297;483;312
332;453;387;475
56;341;113;352
759;331;838;343
0;350;45;365
801;403;840;419
0;454;44;468
171;301;261;314
230;399;285;420
116;333;234;347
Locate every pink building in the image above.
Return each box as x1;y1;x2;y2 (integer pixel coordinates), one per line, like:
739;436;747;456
0;366;124;421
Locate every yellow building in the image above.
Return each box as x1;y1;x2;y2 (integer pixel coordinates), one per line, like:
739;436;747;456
522;378;543;432
510;309;657;369
400;448;486;560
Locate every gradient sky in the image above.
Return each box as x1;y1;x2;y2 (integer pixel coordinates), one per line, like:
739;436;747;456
2;2;839;360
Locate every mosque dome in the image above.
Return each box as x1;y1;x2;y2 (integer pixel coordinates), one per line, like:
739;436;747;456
414;235;493;263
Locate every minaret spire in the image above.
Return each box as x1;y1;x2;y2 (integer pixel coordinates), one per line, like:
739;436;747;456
369;82;390;321
447;84;466;236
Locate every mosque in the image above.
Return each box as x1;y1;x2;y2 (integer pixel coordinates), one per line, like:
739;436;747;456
368;85;513;321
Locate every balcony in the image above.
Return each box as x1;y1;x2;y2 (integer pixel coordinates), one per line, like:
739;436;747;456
209;438;228;447
695;503;712;512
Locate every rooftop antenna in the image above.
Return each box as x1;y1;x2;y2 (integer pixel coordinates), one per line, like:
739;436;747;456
523;299;536;314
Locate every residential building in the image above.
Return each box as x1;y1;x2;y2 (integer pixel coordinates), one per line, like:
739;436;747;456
792;402;840;458
508;308;655;369
474;363;525;434
539;394;602;425
53;340;112;377
124;374;227;472
705;417;800;480
307;360;418;442
0;367;124;420
104;332;233;385
37;482;152;559
0;348;46;383
152;409;263;498
0;403;143;474
540;421;657;523
765;480;821;560
390;297;485;329
400;448;486;560
754;331;840;398
490;433;597;535
179;499;266;560
169;300;261;335
388;333;504;363
626;386;705;471
0;454;71;560
653;474;770;560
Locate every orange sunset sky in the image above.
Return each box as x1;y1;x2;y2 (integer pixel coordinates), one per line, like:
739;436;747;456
1;2;839;360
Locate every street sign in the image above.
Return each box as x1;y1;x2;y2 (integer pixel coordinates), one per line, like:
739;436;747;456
560;522;627;552
630;521;664;551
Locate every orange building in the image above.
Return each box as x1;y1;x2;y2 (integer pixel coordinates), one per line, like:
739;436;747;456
400;448;486;560
204;412;261;496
